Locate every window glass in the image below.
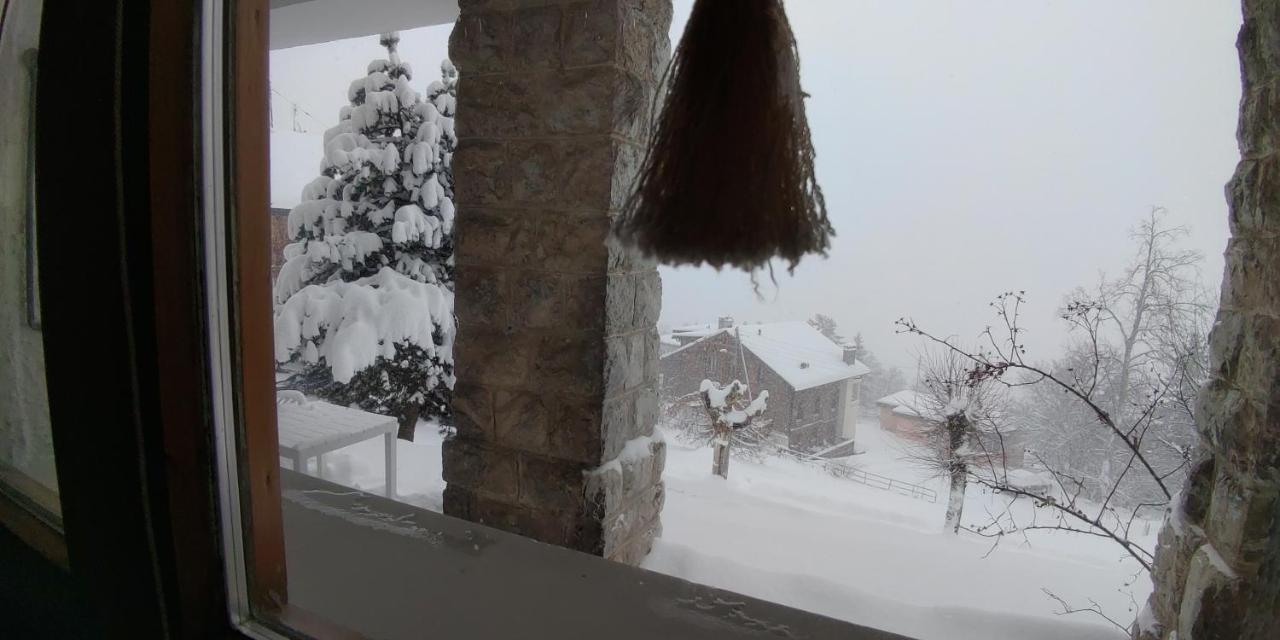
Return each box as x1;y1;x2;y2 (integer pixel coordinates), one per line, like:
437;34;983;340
227;1;1245;639
0;0;58;521
655;1;1240;638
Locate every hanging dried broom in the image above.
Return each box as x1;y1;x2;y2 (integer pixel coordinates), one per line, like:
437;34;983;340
612;0;833;273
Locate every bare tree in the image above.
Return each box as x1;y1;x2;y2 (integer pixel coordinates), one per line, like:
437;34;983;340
661;381;771;476
905;348;1008;533
897;291;1181;573
700;380;769;478
1063;207;1212;493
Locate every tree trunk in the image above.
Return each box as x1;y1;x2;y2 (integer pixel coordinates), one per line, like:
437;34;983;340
712;436;731;479
943;414;968;534
396;404;420;441
944;462;967;534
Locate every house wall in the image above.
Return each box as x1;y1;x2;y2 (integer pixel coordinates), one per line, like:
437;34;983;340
878;405;928;442
788;384;842;452
661;336;843;452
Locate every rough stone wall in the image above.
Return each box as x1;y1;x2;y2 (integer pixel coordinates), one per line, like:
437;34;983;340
442;0;672;566
1137;1;1280;637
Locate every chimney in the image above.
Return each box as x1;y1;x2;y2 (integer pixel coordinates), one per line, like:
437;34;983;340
842;345;859;365
717;316;735;329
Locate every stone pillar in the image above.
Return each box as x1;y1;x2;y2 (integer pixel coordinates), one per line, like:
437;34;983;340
1137;1;1280;637
443;0;671;565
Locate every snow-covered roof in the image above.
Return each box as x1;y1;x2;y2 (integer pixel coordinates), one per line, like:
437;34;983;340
659;334;681;347
271;129;326;209
876;389;923;408
669;323;721;339
877;390;944;421
1005;469;1054;491
666;321;871;391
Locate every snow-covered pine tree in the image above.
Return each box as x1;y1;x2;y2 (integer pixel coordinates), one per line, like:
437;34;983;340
273;33;459;440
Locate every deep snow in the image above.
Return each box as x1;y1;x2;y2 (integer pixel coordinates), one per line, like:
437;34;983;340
305;417;1151;640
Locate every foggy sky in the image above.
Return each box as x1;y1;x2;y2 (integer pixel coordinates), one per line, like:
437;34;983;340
270;0;1244;374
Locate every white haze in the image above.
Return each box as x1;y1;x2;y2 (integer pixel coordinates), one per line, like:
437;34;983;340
271;0;1244;374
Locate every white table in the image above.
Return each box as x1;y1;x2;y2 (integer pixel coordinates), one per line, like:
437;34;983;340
277;399;398;498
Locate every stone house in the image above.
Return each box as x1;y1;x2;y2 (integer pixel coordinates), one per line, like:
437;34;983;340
874;390;932;442
660;319;869;452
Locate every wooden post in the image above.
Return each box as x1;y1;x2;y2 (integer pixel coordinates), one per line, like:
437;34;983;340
384;431;397;499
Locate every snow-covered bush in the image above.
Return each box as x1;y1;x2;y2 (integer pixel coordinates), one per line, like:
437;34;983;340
274;33;458;439
662;381;772;466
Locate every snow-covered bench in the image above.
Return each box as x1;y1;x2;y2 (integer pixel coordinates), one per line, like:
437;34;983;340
276;392;398;498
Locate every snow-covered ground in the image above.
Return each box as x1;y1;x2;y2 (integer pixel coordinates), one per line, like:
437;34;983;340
310;417;1153;640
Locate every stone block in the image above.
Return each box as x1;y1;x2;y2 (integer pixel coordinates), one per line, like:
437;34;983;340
618;8;660;83
583;461;624;520
454;208;514;267
531;330;605;393
603;335;631;398
563;0;618;68
559;275;608;331
463;67;623;138
602;483;664;556
605;273;636;334
541;216;611;272
442;438;519;501
610;140;645;211
611;70;652;143
518;453;587;512
510;271;563;329
510;4;562;71
624;330;647;390
452;139;509;205
508;137;617;209
456;327;532;387
452;382;496;440
606;230;637;271
458;211;609;272
450;10;511;76
619;438;663;496
494;389;554;454
601;393;638;460
634;269;662;327
548;396;605;465
455;265;507;328
634;384;659;437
